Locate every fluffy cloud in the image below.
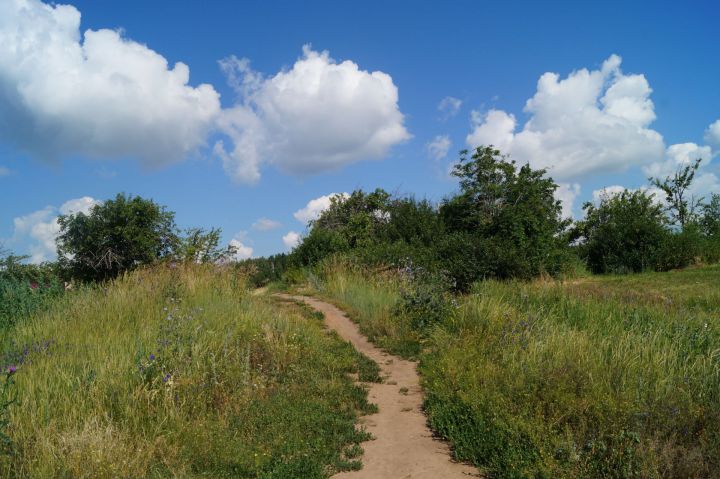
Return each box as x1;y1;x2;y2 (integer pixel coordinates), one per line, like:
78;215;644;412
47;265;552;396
0;0;221;165
426;135;451;160
466;55;665;181
591;185;628;203
251;218;281;231
215;46;410;183
229;238;253;260
643;142;719;202
704;119;720;149
643;143;712;179
282;231;301;250
438;96;462;120
467;110;517;153
293;193;349;225
11;196;99;263
555;183;581;218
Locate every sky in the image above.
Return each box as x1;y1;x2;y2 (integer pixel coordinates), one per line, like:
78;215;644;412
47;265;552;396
1;0;719;262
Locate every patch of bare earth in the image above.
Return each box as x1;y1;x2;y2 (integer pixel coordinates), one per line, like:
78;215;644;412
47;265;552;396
276;294;479;479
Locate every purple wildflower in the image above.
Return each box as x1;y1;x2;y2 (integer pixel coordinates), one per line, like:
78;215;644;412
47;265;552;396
7;365;17;375
149;354;155;361
163;373;171;383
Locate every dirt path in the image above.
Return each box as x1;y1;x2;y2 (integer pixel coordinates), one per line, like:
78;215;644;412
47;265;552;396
276;294;479;479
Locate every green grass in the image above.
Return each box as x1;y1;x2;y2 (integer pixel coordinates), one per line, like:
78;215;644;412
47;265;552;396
317;262;720;478
0;265;377;478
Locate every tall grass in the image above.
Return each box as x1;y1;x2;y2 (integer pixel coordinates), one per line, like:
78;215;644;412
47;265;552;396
318;262;720;478
0;264;376;478
316;260;422;358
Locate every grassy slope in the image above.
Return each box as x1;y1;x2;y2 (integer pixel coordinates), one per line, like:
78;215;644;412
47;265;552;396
0;265;377;478
318;263;720;478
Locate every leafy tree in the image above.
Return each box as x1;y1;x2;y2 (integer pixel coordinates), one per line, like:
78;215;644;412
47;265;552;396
57;193;177;281
174;227;235;263
576;190;668;274
649;158;703;228
439;146;570;284
701;193;720;237
313;189;392;249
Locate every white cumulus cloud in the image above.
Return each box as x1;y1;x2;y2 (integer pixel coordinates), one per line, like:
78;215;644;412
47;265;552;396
644;142;719;202
282;231;301;250
11;196;99;263
704;119;720;150
591;185;628;203
251;218;281;231
466;55;665;181
426;135;451;160
438;96;462;120
555;183;581;218
293;192;349;225
643;143;712;179
215;46;410;183
0;0;221;165
229;236;253;260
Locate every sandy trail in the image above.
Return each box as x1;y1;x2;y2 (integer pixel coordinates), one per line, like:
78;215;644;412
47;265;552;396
276;294;479;479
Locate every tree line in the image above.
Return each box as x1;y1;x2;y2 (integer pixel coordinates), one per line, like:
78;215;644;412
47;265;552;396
3;145;719;290
281;147;720;290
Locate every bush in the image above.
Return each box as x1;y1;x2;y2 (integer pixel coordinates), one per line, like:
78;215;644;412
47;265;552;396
0;254;64;330
577;190;669;274
57;193;177;282
394;265;453;332
655;224;705;271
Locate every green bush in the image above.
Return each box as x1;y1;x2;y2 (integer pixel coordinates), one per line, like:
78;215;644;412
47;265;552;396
655;224;705;271
394;266;452;332
0;254;65;330
576;190;669;274
57;193;177;282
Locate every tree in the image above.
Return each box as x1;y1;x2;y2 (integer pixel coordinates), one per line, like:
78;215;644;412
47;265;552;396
174;227;235;263
57;194;177;281
439;146;571;284
576;190;668;274
312;189;392;249
649;158;703;229
701;193;720;237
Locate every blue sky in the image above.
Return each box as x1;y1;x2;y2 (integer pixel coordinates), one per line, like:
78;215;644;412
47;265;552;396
1;0;719;261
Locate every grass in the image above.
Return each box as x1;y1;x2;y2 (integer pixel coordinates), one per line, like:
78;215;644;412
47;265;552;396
316;262;720;478
0;264;378;478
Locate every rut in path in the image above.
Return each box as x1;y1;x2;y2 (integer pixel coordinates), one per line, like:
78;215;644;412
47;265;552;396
276;294;479;479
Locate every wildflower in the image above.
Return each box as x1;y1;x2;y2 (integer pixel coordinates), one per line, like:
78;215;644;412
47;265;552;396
6;365;16;375
149;354;156;361
163;373;171;383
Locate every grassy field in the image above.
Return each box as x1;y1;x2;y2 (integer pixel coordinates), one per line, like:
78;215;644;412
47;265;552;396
0;265;378;478
317;262;720;478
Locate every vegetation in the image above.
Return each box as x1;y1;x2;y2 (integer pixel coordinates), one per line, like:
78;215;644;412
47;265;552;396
290;147;574;291
0;265;378;478
0;253;64;332
57;194;178;282
315;261;720;478
649;158;703;228
575;190;669;274
1;145;718;478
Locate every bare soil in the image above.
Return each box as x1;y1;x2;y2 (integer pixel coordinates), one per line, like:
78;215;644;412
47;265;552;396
276;294;479;478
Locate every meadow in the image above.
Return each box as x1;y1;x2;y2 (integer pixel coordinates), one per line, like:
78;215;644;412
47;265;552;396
0;265;378;478
316;262;720;478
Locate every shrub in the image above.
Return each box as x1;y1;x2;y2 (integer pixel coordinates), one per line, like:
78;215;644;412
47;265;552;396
394;265;453;332
0;254;65;330
576;190;668;274
654;224;705;271
57;193;177;282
